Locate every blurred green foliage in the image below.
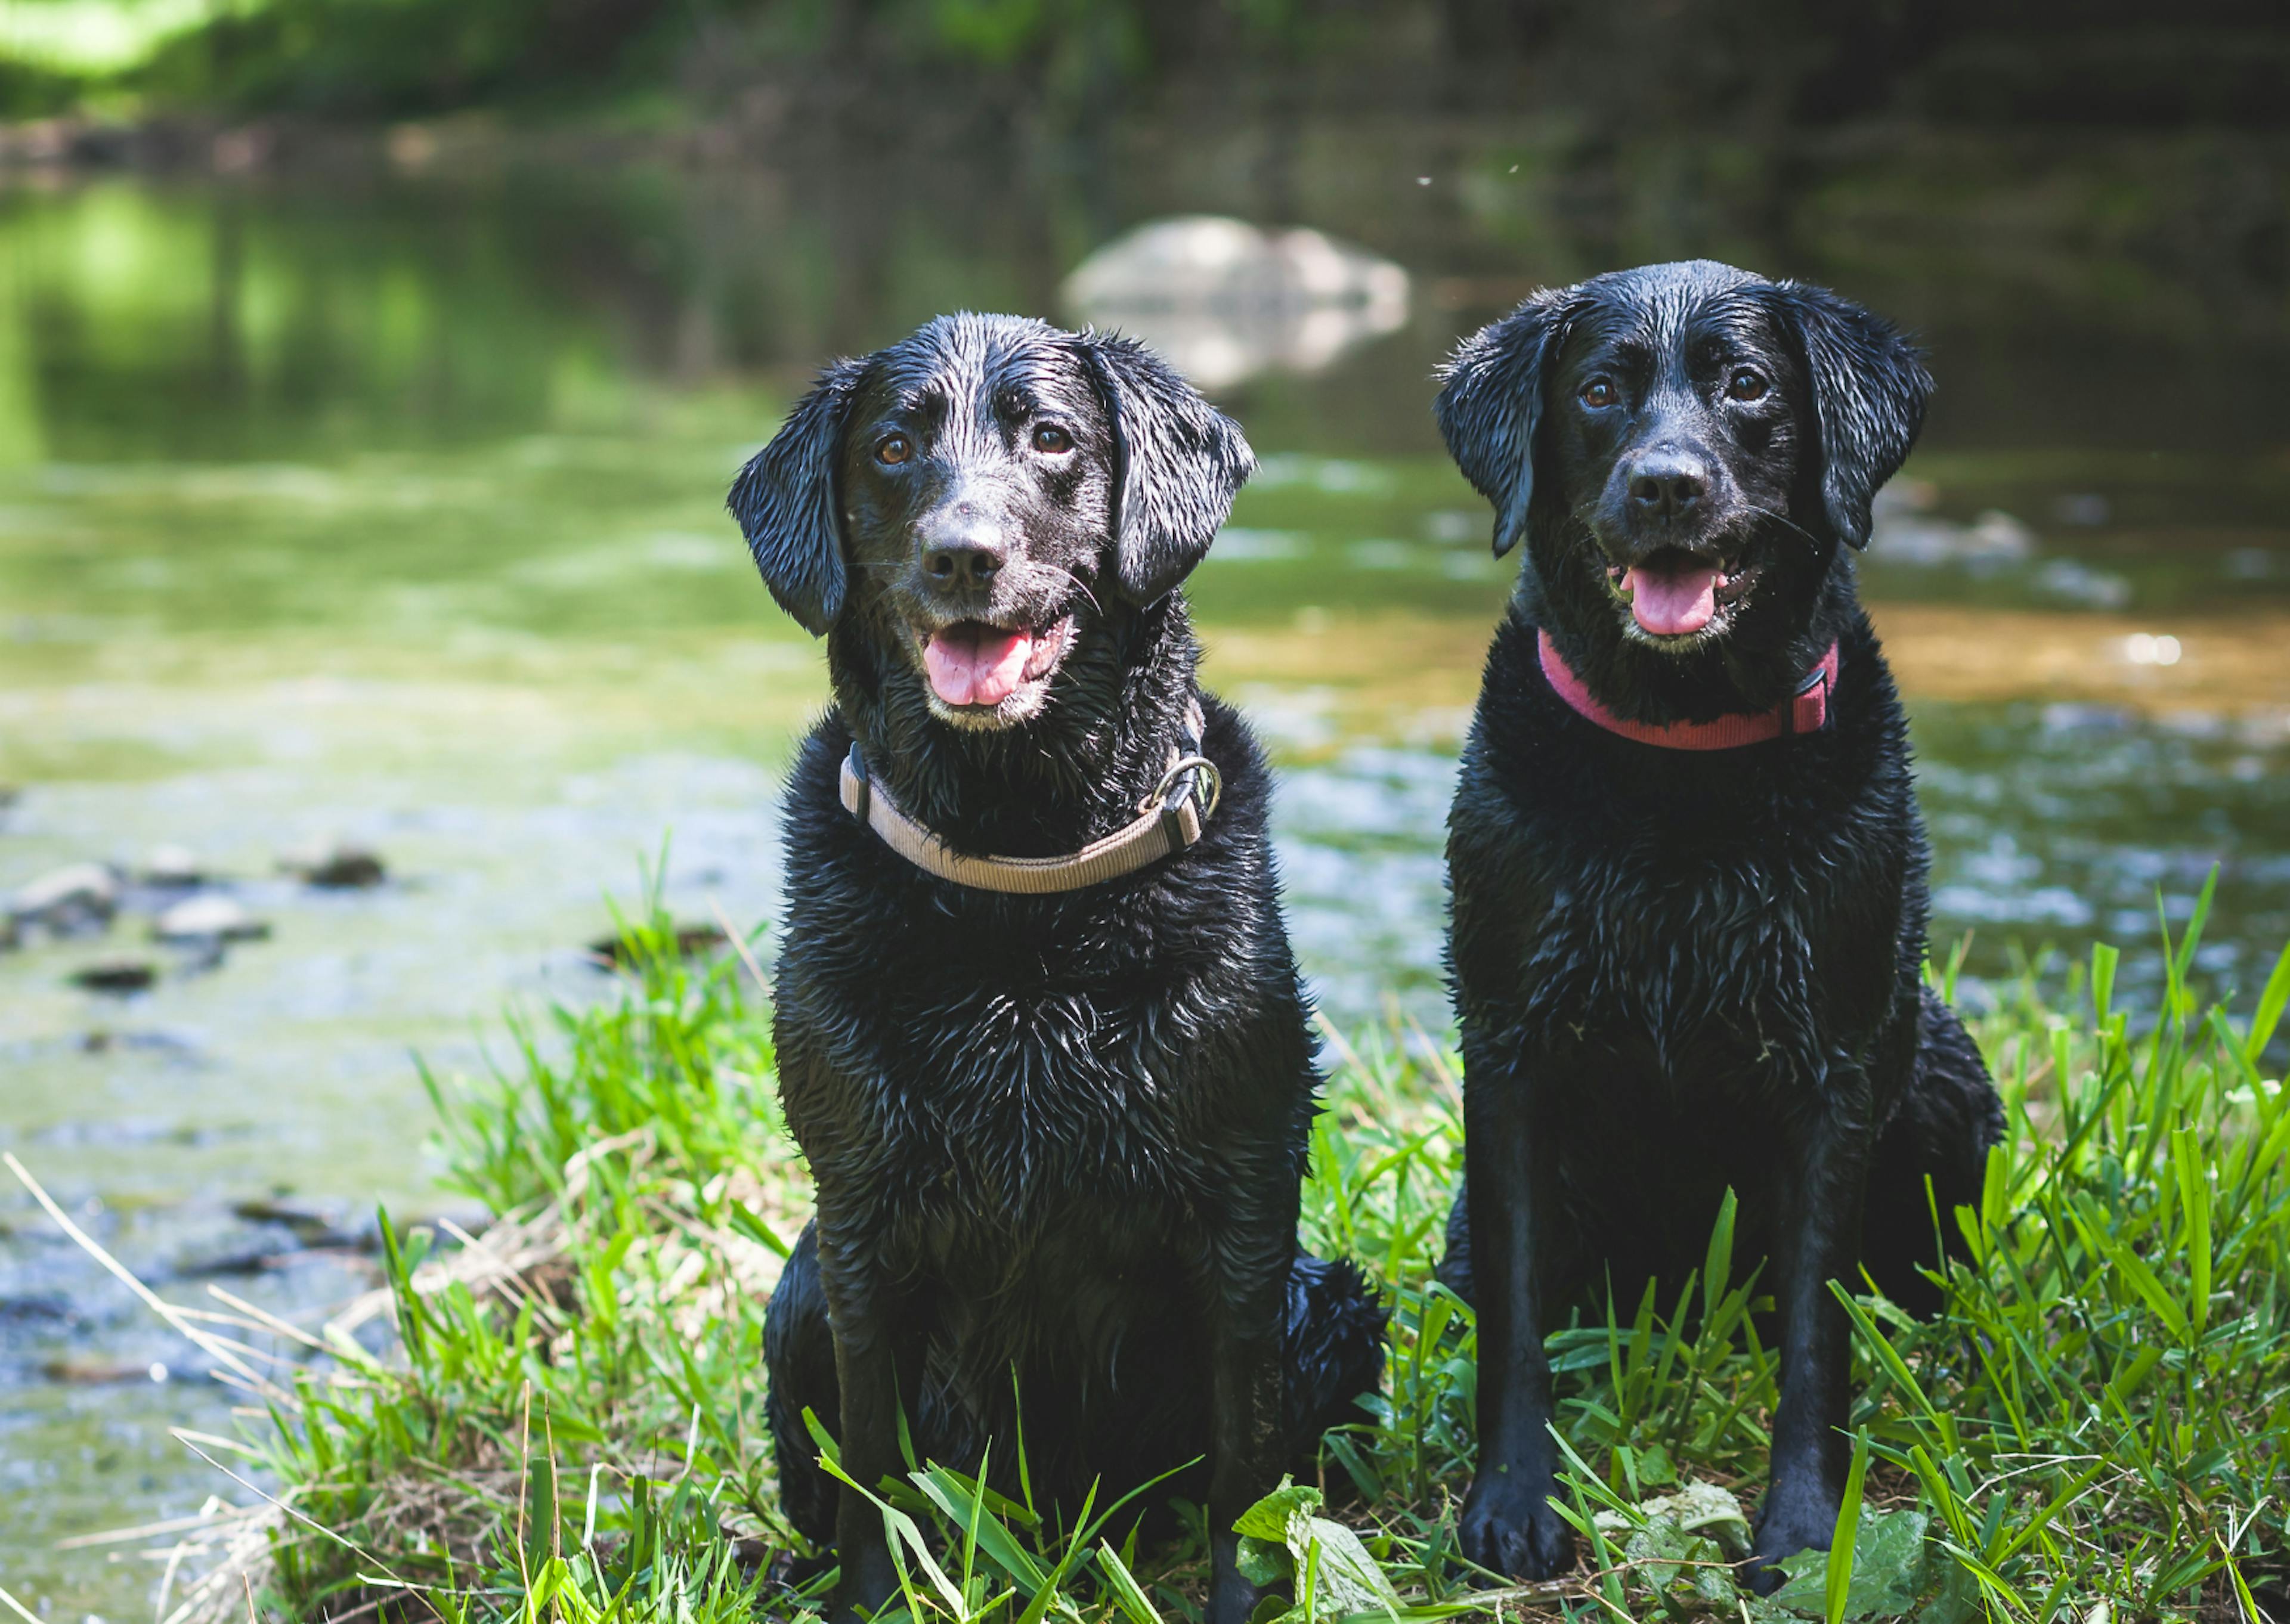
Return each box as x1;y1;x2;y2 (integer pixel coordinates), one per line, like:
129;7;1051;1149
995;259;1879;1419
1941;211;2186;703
5;0;1321;117
4;0;2288;126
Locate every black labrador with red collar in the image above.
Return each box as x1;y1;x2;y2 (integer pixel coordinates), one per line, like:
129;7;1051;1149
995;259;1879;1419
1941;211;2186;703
728;313;1384;1624
1432;262;2001;1590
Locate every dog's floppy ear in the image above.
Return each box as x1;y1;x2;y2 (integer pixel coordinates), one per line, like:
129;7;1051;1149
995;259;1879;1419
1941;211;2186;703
1077;332;1256;606
1435;287;1572;558
726;358;865;636
1767;281;1932;550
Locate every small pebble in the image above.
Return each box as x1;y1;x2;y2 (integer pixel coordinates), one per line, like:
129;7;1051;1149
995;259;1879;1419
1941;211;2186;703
281;842;386;888
40;1358;154;1386
70;958;157;994
230;1197;356;1247
587;923;728;966
141;845;205;887
153;894;270;943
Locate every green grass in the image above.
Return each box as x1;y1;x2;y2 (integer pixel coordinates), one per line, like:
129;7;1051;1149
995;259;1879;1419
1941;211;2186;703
85;881;2290;1624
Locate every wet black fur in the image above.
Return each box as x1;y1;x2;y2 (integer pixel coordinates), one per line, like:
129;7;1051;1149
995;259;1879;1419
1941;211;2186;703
1431;263;2003;1591
729;314;1387;1624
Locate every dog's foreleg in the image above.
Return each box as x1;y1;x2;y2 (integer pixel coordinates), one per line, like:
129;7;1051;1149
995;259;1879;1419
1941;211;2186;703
1457;1074;1575;1581
1748;1101;1875;1593
1202;1207;1295;1624
815;1210;922;1624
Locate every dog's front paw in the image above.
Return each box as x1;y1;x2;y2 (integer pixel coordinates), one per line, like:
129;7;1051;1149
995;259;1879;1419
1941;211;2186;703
1459;1472;1574;1582
1745;1504;1835;1597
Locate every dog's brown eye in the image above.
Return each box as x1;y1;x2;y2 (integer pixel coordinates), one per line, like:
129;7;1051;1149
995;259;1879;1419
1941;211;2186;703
1579;379;1618;410
1032;424;1073;454
1726;368;1768;402
875;435;912;466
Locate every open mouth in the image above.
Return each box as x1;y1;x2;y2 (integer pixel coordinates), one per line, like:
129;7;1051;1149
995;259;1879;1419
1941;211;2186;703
1606;550;1751;637
918;616;1071;708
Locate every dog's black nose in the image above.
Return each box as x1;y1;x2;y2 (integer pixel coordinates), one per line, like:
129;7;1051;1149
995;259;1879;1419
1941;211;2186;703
920;510;1006;590
1626;450;1707;520
924;542;1002;587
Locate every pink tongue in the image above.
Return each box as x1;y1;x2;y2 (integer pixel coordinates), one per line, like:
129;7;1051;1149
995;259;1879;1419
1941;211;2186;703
924;625;1035;706
1623;560;1720;635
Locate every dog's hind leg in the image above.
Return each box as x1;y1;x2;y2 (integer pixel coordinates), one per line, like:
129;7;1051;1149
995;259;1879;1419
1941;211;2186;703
1860;984;2004;1317
1435;1175;1476;1304
763;1220;841;1548
1282;1253;1389;1468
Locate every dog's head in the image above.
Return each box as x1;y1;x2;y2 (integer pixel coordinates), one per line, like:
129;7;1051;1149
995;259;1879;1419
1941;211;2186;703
1437;261;1929;695
729;314;1252;732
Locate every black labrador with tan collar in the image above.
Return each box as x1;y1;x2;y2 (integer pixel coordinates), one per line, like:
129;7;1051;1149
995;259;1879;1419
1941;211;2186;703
729;313;1385;1624
1431;262;2001;1590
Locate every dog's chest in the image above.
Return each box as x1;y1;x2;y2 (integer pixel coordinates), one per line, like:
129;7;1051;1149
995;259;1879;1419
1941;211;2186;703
1457;770;1908;1092
776;717;1308;1223
891;986;1206;1197
779;912;1249;1217
1536;858;1825;1071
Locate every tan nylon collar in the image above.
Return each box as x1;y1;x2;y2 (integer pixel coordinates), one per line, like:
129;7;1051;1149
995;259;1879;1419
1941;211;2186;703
837;701;1221;894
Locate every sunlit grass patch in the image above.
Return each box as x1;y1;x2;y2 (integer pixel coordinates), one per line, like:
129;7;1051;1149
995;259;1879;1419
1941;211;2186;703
17;881;2289;1624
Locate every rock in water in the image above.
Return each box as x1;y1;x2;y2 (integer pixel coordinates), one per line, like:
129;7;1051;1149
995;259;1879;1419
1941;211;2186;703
587;922;729;966
41;1358;159;1386
1062;215;1409;390
72;958;158;993
10;863;119;935
141;845;206;887
230;1198;361;1248
154;895;270;943
280;842;386;888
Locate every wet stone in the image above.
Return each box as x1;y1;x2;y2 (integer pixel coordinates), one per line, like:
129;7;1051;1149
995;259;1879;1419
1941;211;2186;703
140;845;206;887
281;842;386;888
228;1198;366;1249
587;922;728;965
8;862;119;935
69;959;157;995
0;1293;71;1325
38;1357;155;1386
1062;215;1410;389
151;895;270;944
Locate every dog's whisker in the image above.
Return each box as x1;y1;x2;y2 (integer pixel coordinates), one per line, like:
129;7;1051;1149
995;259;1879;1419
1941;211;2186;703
1744;504;1825;553
1035;564;1104;619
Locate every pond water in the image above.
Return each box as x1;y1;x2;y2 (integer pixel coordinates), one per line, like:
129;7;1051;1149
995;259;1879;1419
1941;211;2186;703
2;117;2288;1614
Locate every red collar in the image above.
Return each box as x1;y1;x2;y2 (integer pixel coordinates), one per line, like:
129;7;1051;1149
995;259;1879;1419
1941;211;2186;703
1537;628;1840;751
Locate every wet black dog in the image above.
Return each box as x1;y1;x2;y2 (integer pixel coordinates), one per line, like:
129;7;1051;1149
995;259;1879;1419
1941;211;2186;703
1430;262;2002;1590
729;314;1385;1624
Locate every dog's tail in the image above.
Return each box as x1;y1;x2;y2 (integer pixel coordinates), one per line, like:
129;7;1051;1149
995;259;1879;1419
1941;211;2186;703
1283;1253;1389;1464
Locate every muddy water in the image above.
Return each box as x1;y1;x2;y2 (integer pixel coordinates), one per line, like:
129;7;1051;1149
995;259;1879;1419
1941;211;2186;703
3;124;2288;1614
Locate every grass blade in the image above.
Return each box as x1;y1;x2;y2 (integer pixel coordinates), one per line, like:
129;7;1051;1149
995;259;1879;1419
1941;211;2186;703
1824;1429;1868;1624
